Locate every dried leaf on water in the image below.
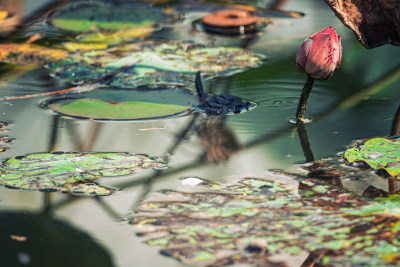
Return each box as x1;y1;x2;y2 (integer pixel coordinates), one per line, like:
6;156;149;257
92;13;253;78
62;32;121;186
131;174;400;266
324;0;400;48
49;40;264;87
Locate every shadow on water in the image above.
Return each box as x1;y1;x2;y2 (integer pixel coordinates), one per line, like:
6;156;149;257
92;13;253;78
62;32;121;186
0;210;114;267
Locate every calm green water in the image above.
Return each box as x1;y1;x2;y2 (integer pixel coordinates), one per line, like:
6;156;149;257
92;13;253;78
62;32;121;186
0;0;399;266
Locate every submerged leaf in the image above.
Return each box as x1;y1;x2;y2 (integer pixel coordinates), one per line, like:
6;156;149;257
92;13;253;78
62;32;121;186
344;137;400;178
0;152;166;196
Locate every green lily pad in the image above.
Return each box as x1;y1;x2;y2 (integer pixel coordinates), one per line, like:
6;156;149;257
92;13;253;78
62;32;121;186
52;4;164;32
48;98;190;120
132;174;400;266
344;137;400;178
43;86;197;120
0;152;166;196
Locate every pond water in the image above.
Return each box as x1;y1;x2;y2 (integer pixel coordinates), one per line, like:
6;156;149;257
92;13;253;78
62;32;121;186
0;0;399;266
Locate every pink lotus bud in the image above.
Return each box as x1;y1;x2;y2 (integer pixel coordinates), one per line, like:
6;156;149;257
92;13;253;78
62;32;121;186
296;26;342;80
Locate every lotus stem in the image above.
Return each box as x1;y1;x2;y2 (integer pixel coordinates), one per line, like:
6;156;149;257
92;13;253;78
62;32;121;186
296;74;315;122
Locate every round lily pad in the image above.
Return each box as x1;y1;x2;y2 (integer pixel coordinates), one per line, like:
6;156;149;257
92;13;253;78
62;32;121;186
43;86;197;120
52;4;165;32
0;152;166;196
344;137;400;178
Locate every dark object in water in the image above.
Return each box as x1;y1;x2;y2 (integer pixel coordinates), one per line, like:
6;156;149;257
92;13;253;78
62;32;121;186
194;72;254;115
201;9;261;35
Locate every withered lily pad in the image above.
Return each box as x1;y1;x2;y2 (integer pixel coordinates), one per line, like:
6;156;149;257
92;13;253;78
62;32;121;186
344;137;400;178
0;121;12;153
132;174;400;266
0;136;13;153
0;152;166;196
324;0;400;48
49;40;264;87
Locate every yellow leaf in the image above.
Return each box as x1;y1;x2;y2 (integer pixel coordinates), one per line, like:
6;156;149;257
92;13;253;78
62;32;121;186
0;11;8;22
0;43;67;64
62;42;108;52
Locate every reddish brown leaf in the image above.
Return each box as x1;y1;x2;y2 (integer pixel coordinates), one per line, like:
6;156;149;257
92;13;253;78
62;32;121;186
324;0;400;48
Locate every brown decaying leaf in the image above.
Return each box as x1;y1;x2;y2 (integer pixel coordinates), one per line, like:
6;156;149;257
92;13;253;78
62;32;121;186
324;0;400;48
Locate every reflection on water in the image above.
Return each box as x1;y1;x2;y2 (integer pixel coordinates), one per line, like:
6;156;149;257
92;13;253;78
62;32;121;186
0;0;399;266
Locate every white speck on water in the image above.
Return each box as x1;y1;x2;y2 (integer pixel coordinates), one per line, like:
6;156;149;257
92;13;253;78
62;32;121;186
181;177;204;186
17;252;31;265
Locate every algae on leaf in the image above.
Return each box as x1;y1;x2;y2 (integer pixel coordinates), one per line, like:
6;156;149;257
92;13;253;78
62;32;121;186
0;152;166;196
49;40;264;87
344;137;400;178
132;174;400;266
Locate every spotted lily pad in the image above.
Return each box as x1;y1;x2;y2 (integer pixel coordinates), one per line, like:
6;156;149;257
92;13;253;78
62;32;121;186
132;174;400;266
344;137;400;178
49;40;264;87
0;152;166;196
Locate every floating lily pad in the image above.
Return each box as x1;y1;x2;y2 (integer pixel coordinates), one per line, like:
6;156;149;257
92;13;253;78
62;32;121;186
48;98;190;120
132;174;400;266
0;152;166;196
43;86;197;120
52;4;168;32
77;26;155;45
0;44;66;65
0;136;13;153
344;137;400;178
49;40;264;87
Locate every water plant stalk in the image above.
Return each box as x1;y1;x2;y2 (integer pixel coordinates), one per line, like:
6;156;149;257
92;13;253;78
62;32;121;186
296;75;315;121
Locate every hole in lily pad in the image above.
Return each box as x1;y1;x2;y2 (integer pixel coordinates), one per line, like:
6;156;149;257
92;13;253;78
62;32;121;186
42;86;198;121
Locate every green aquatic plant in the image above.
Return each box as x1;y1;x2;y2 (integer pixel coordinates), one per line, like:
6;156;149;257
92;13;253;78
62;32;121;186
0;152;166;195
344;137;400;178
